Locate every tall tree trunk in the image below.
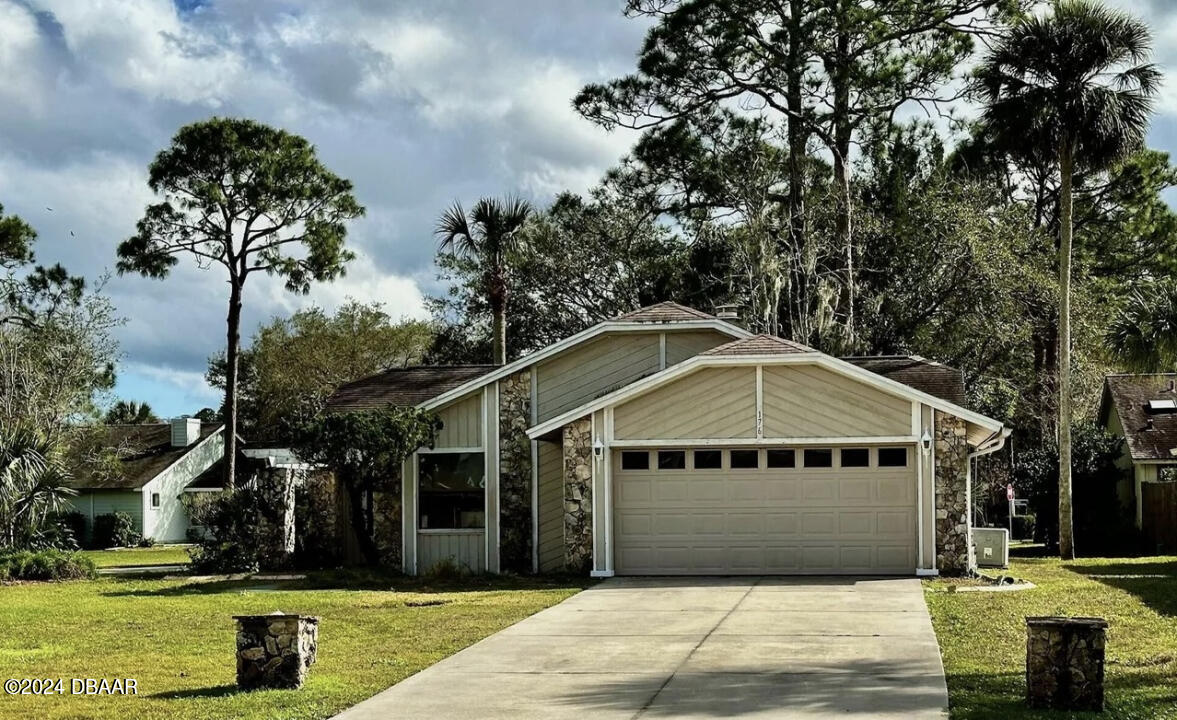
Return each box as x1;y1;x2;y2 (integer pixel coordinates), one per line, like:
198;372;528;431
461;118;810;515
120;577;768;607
222;281;242;490
785;0;808;261
1058;142;1075;560
490;277;506;365
830;6;854;345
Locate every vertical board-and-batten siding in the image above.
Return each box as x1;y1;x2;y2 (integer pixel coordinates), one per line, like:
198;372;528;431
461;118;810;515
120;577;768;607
664;330;731;366
536;440;564;571
760;365;911;437
434;393;483;448
613;367;758;440
417;532;487;573
535;333;662;423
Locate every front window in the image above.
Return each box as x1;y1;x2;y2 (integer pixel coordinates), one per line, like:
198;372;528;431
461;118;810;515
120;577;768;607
418;452;485;530
150;492;161;508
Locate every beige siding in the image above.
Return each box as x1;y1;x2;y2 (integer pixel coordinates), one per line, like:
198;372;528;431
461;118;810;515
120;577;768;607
417;531;486;573
614;367;757;440
664;330;731;366
434;393;482;449
536;440;564;571
761;365;911;438
536;333;661;423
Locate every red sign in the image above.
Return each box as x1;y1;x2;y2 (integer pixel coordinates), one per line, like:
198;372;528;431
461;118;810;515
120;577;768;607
1006;484;1015;501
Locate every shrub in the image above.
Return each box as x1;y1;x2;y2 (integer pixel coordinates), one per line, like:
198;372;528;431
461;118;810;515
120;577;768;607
0;549;97;581
91;512;141;549
137;535;156;548
1012;513;1036;542
186;487;262;573
58;511;88;549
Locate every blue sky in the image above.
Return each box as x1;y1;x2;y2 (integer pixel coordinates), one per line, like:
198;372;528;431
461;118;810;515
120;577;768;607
1;0;1175;418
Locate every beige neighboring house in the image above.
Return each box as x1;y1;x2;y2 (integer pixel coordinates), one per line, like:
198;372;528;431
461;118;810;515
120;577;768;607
1100;374;1177;544
65;418;225;544
328;302;1009;577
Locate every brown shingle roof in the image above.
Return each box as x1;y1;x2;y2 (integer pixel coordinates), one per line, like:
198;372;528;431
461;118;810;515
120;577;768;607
614;302;716;323
1101;374;1177;461
701;334;815;356
64;423;222;490
326;365;497;411
842;355;967;407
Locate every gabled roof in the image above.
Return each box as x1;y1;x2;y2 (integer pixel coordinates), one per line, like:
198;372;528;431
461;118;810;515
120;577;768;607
528;349;1004;441
327;365;497;411
1100;374;1177;462
702;334;814;356
843;355;967;407
64;423;223;490
614;302;716;323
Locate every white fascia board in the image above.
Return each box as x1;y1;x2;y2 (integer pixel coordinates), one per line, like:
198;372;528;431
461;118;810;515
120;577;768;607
527;352;1005;440
420;319;750;412
150;425;225;488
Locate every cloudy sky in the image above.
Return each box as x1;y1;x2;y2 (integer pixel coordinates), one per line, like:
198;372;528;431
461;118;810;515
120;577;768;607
1;0;1176;418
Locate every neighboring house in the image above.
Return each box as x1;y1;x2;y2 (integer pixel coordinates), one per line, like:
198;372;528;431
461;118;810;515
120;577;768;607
65;418;225;543
1100;373;1177;548
328;302;1009;577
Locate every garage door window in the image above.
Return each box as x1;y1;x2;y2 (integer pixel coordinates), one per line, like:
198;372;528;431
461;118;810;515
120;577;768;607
766;449;795;468
693;450;722;469
657;450;686;470
804;449;833;468
730;450;759;469
621;451;650;470
418;452;485;529
840;448;870;467
878;447;908;467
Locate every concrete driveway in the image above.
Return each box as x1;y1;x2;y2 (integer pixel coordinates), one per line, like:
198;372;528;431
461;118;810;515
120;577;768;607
334;576;948;719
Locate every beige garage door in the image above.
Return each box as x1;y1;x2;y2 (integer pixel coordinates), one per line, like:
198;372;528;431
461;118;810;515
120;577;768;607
613;446;917;575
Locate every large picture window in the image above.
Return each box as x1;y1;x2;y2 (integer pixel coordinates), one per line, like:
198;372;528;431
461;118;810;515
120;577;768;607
418;452;485;530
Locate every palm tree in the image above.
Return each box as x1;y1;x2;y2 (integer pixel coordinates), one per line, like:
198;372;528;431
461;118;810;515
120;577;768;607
1107;280;1177;372
436;197;533;365
103;400;159;425
975;0;1160;558
0;427;74;548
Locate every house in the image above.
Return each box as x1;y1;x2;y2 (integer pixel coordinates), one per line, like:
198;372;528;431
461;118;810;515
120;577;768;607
328;302;1009;577
1100;373;1177;548
65;417;225;544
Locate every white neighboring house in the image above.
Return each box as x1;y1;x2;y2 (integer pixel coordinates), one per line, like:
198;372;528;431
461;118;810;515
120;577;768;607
65;418;226;544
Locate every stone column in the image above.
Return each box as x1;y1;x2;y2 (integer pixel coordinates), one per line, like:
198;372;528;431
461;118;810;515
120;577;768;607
254;466;296;570
562;417;593;574
934;411;971;575
498;370;533;573
235;613;319;690
1026;616;1108;711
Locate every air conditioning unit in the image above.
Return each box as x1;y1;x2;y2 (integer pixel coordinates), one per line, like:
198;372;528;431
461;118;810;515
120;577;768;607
973;527;1009;568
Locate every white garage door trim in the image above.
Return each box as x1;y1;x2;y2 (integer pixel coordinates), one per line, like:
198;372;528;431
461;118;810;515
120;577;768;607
612;445;918;575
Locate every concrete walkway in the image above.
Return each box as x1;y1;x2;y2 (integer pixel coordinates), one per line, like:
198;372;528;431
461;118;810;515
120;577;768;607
334;576;948;719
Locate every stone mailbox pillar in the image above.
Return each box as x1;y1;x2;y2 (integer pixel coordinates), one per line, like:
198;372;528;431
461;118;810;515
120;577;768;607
1026;616;1108;711
235;613;319;690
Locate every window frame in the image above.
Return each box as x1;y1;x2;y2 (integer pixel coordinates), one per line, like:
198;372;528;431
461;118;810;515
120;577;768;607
803;448;834;468
150;492;161;509
765;449;796;468
621;451;651;471
729;449;760;470
877;447;909;468
657;450;687;470
417;451;487;531
840;448;870;468
693;449;722;470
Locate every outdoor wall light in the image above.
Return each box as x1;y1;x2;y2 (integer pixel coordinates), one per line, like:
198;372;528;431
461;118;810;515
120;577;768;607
921;429;933;454
593;438;604;459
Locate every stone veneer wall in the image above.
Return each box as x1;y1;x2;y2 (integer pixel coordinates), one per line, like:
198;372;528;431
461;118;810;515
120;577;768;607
499;370;533;573
372;464;403;568
934;410;971;575
1026;616;1107;711
253;466;297;569
562;417;593;573
235;613;318;690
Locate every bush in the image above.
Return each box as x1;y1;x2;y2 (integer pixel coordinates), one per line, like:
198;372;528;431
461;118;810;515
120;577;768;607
1012;513;1036;542
91;512;141;549
57;511;88;549
0;549;97;581
137;535;156;548
186;488;262;573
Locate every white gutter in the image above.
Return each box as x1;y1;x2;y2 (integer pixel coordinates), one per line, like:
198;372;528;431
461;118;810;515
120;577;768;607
968;427;1011;459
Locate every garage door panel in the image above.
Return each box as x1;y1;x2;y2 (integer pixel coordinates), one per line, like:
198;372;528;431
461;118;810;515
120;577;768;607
614;446;918;575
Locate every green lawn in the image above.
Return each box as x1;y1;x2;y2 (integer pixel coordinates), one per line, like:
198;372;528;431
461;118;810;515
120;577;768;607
0;571;585;719
81;546;193;568
926;555;1177;719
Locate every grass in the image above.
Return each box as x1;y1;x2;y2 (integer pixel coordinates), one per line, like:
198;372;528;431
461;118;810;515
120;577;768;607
925;555;1177;719
81;546;193;569
0;570;586;719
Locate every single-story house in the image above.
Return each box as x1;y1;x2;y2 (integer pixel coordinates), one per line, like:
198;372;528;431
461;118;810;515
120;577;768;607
328;302;1009;577
65;417;225;543
1100;373;1177;547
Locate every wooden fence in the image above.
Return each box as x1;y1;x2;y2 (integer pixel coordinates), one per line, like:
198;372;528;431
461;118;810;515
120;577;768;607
1142;481;1177;553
